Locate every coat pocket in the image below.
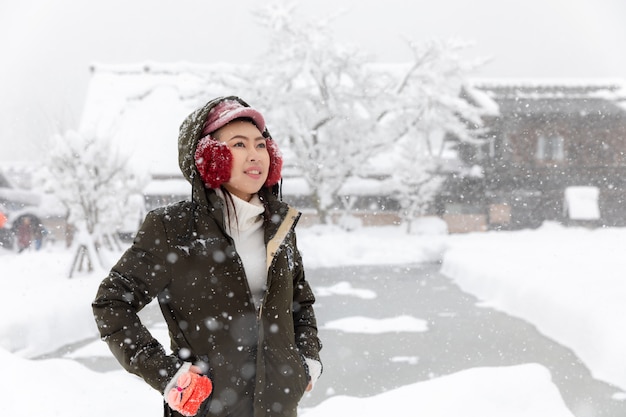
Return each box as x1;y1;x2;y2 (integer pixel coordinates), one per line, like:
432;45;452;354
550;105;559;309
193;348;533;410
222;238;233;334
265;345;310;405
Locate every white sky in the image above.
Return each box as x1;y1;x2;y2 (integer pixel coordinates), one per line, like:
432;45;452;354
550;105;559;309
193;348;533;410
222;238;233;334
1;0;626;162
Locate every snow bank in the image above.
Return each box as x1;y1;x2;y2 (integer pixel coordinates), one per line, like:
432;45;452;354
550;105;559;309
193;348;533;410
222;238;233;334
441;223;626;390
298;225;447;268
0;347;163;416
0;248;102;357
301;363;574;417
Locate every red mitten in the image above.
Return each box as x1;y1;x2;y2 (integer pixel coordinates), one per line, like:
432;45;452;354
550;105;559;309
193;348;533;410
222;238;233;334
166;372;213;416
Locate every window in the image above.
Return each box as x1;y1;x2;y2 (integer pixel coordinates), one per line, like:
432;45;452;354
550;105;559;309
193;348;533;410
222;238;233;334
536;135;565;161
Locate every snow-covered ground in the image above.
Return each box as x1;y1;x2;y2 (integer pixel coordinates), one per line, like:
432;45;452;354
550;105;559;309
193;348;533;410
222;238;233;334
1;221;625;416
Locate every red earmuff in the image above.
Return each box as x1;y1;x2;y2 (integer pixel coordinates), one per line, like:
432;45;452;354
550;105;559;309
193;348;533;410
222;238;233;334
194;136;233;189
265;138;283;187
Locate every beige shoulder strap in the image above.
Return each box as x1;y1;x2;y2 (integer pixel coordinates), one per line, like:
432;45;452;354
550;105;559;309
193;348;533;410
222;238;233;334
266;206;300;270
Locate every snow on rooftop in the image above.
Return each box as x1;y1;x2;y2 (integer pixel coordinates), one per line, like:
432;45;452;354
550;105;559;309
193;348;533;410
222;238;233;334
143;178;190;196
469;77;626;89
469;78;626;102
79;62;244;176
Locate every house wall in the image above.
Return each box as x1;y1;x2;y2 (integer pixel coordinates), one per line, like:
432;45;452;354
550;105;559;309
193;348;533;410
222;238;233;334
495;112;626;168
478;101;626;228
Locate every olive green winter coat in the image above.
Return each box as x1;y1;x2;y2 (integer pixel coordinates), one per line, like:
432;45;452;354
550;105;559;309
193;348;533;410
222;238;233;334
92;97;322;417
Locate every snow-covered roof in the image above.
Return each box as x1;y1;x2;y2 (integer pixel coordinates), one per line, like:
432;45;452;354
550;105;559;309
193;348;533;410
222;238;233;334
79;62;247;176
467;78;626;116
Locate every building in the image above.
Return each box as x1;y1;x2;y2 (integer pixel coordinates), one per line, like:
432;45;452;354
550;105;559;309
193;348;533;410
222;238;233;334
440;79;626;230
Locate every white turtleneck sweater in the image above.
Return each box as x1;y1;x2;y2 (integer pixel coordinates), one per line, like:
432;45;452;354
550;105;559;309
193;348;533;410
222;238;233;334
215;189;267;309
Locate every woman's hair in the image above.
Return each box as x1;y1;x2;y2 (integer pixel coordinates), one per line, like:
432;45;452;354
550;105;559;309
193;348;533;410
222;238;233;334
219;185;240;231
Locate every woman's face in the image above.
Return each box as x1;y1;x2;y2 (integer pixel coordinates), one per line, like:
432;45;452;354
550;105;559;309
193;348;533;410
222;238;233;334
214;120;270;201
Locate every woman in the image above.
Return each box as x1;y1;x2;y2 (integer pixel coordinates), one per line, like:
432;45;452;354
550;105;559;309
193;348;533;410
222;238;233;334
92;96;322;417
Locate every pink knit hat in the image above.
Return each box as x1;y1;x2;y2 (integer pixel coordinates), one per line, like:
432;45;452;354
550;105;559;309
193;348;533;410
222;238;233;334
202;99;265;136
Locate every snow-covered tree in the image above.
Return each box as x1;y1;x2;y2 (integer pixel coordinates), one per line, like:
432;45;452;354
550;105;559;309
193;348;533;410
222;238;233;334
386;39;488;232
247;3;487;226
43;130;147;277
246;3;392;223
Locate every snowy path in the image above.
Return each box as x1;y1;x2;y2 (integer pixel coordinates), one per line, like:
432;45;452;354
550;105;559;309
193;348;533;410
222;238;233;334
299;263;625;416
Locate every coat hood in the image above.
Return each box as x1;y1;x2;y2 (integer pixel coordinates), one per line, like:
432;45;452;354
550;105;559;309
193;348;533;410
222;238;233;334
178;96;234;185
